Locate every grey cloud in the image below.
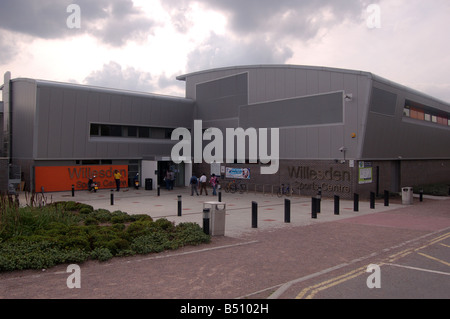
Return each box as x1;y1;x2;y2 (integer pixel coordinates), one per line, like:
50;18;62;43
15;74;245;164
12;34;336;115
186;34;294;72
0;0;156;47
84;61;183;94
163;0;377;39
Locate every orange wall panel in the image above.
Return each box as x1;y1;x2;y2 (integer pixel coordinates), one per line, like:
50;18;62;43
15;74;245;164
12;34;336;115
35;165;128;192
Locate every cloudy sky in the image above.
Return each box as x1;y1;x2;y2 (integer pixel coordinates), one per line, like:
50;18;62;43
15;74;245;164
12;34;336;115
1;0;450;101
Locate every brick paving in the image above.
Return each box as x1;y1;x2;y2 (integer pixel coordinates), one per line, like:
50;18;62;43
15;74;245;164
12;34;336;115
0;189;449;299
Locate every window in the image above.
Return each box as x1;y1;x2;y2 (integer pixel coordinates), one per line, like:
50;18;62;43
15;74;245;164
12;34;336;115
138;127;150;138
403;100;450;128
403;105;410;117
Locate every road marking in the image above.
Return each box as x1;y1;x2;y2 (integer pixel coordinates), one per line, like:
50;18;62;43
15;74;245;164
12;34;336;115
384;263;450;276
417;252;450;267
294;230;450;299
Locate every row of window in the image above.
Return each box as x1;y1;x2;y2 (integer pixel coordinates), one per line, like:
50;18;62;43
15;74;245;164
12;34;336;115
403;101;450;126
90;124;174;139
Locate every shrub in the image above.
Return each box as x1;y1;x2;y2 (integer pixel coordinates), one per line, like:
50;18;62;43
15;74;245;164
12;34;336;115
0;200;211;271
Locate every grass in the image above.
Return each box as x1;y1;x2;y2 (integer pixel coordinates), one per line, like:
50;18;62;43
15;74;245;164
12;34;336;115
413;183;450;197
0;194;210;271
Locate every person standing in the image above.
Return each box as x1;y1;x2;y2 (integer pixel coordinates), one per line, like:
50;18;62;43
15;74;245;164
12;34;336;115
210;174;218;196
113;170;122;191
190;175;199;196
199;173;208;195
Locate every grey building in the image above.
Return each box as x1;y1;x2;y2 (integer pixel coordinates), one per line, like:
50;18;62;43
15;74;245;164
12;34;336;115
1;65;450;198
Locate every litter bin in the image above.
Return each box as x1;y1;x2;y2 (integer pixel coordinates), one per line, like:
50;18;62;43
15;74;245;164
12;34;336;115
203;201;226;236
402;187;413;205
145;178;153;191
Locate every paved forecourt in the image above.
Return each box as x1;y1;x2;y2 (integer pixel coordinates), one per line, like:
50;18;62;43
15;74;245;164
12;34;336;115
26;186;404;238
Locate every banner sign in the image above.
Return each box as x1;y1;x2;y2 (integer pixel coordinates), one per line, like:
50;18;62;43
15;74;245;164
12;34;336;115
225;167;251;180
358;161;373;184
35;165;128;192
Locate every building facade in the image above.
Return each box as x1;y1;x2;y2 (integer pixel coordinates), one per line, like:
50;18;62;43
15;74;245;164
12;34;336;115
1;65;449;198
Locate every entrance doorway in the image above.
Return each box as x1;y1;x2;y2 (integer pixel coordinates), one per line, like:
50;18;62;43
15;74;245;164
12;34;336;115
157;161;185;188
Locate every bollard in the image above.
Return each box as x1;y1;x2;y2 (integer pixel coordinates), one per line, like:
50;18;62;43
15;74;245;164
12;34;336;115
370;192;375;209
317;187;322;213
157;186;160;197
354;193;359;212
203;208;210;235
311;197;317;219
285;199;291;223
334;195;340;215
72;185;75;197
110;190;114;206
178;195;182;216
252;201;258;228
420;189;423;202
218;191;222;202
384;190;389;207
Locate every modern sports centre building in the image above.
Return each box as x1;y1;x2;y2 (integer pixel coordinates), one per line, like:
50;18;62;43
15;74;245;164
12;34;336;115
1;65;449;199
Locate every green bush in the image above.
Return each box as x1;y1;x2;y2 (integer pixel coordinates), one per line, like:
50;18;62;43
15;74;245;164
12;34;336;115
0;199;211;271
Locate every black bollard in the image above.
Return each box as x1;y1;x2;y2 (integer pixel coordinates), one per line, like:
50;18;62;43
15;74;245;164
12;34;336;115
203;208;210;235
178;195;182;216
252;201;258;228
285;199;291;223
384;190;389;207
157;186;160;196
110;190;114;206
72;185;75;197
311;197;317;219
218;191;222;202
370;192;375;209
334;195;340;215
354;193;359;212
420;189;423;202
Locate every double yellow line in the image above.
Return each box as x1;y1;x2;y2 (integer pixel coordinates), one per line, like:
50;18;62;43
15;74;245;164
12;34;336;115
296;232;450;299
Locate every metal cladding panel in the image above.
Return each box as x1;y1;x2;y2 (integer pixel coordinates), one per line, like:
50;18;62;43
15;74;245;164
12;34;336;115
34;82;193;160
11;80;37;159
196;73;248;121
362;81;450;159
240;92;344;129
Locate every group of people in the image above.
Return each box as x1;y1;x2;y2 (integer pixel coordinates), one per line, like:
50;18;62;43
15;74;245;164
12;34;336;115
189;173;219;196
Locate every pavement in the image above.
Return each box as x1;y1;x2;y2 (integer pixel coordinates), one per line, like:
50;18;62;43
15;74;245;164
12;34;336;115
1;186;449;301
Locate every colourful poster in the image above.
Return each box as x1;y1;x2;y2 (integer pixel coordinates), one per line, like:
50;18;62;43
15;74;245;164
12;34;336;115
225;168;251;179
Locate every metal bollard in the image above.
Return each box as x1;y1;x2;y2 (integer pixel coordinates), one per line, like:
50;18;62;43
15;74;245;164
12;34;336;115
370;192;375;209
420;189;423;202
72;185;75;197
110;190;114;206
157;186;160;197
218;191;222;202
252;201;258;228
178;195;182;216
203;208;210;235
334;195;340;215
285;198;291;223
311;197;317;219
384;190;389;207
317;187;322;213
354;193;359;212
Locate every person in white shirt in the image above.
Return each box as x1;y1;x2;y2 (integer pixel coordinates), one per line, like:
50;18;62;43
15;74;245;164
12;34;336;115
199;173;208;195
